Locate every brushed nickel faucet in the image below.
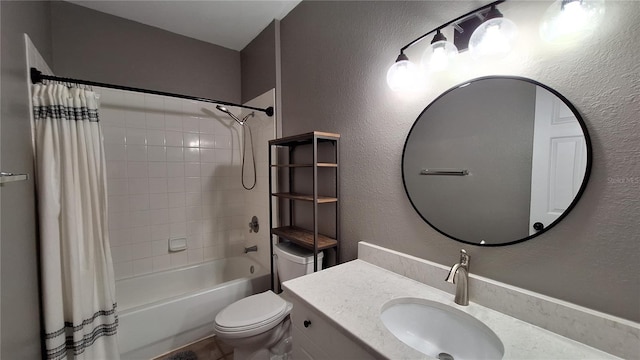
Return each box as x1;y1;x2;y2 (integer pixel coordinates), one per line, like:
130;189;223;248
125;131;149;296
445;249;470;306
244;245;258;253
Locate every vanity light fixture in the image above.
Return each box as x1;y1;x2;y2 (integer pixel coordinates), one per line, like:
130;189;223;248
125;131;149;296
468;5;518;60
420;30;459;73
387;0;516;91
386;52;420;92
539;0;606;44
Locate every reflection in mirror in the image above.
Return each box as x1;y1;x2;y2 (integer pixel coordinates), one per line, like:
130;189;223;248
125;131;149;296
402;77;591;246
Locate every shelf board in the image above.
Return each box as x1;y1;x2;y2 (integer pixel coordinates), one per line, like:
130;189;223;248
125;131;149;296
272;226;338;250
271;192;338;203
271;163;338;168
269;131;340;147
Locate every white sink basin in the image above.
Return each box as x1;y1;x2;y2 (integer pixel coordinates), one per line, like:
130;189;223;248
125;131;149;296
380;298;504;360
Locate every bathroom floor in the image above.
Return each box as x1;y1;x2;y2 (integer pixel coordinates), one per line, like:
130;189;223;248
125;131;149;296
155;335;234;360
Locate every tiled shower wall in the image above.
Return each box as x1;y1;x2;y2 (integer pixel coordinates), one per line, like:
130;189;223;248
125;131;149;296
99;88;269;280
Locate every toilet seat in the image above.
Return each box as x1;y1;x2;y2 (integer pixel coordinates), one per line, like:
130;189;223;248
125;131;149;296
214;291;291;338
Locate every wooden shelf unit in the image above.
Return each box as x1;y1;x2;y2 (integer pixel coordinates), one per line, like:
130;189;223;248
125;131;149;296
271;226;338;250
268;131;340;291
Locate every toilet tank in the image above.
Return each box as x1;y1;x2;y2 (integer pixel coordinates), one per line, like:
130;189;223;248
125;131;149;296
274;241;324;282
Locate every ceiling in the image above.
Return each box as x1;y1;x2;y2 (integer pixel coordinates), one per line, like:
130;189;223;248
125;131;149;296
66;0;302;51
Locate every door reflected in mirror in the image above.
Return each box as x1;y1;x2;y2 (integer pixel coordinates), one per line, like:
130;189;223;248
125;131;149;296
402;77;592;246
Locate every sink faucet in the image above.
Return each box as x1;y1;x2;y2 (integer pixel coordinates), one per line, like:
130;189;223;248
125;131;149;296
445;249;470;306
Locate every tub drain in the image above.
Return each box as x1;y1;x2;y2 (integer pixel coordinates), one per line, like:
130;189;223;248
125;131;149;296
437;353;454;360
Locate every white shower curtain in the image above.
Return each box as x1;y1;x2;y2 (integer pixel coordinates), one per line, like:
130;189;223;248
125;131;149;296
32;84;119;360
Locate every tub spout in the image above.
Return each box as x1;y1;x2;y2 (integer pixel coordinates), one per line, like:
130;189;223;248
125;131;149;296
244;245;258;253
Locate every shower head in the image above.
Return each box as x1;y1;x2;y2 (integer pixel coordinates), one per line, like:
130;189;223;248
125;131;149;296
215;105;255;126
216;105;243;125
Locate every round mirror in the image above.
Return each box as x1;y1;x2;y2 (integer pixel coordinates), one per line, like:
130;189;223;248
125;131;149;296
402;76;592;246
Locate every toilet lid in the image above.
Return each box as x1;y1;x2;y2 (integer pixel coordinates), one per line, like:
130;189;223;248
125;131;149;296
215;291;288;331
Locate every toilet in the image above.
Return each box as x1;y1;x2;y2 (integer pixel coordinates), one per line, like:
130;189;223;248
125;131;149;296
214;242;324;360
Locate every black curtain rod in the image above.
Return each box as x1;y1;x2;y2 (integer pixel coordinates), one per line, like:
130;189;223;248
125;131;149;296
30;68;274;117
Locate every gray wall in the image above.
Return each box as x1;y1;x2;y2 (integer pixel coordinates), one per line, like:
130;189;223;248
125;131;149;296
404;79;535;244
280;1;640;322
51;0;241;102
0;1;52;358
241;21;276;103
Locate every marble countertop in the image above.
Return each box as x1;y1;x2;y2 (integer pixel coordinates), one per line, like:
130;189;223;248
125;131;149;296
282;259;618;359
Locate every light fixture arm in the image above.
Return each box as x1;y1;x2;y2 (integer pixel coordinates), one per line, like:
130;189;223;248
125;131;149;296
399;0;506;53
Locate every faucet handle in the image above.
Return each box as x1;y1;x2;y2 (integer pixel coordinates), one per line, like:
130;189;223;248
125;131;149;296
459;249;470;267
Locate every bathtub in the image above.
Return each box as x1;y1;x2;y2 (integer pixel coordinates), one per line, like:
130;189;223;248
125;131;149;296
116;256;270;359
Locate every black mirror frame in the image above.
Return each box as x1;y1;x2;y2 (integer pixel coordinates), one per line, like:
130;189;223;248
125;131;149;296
401;75;593;247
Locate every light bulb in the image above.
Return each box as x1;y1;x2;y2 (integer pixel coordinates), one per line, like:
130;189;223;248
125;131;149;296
469;17;518;60
421;40;458;73
386;56;419;92
540;0;605;44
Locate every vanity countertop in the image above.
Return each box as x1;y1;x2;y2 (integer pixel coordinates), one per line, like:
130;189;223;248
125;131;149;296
282;259;618;359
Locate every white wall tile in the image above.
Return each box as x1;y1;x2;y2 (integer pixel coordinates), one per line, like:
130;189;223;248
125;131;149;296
168;192;186;208
171;251;188;267
126;145;147;162
108;179;128;196
185;192;202;207
187;220;203;236
108;195;129;214
169;207;186;224
167;177;185;193
131;242;152;260
184;133;200;148
105;144;126;161
149;209;169;225
146;129;165;146
200;134;215;148
215;134;232;149
103;126;126;144
199;118;216;134
152;239;169;256
152;255;171;272
165;131;183;147
166;147;183;162
130;226;151;244
186;206;202;221
148;162;167;178
132;258;153;276
107;161;127;179
200;149;216;163
112;245;132;263
170;222;186;237
167;163;185;177
149;193;169;209
104;89;274;277
129;194;150;211
165;116;183;132
185;177;201;193
188;249;204;264
128;178;149;195
149;178;168;193
184;148;200;162
183;117;199;133
109;228;131;247
129;210;150;227
151;224;169;241
127;162;148;178
185;163;201;177
114;261;133;280
126;128;147;145
147;146;166;162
